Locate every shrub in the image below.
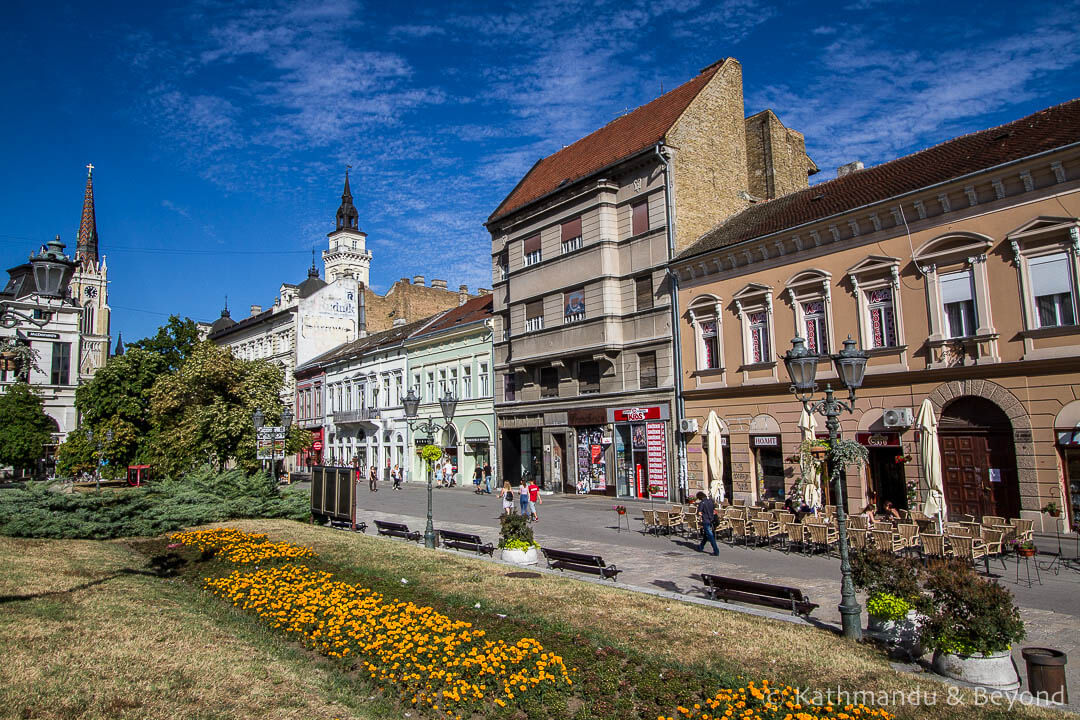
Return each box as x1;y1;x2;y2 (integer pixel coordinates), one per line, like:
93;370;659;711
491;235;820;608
851;549;921;602
866;592;912;621
498;512;536;549
920;562;1024;656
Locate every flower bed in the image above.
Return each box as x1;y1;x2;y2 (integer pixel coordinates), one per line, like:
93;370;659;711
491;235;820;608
170;527;317;564
663;680;894;719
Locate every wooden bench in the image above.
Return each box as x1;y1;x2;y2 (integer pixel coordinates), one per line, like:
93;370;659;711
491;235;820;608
329;519;367;533
541;547;621;581
373;520;421;542
700;573;818;617
438;529;494;556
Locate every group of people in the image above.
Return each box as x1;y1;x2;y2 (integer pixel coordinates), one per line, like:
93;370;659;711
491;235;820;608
472;462;494;494
354;464;404;492
499;478;542;522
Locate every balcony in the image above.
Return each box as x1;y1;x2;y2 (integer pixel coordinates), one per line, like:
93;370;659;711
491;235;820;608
332;408;381;424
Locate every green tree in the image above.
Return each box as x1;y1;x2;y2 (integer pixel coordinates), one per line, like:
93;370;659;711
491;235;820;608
147;342;308;476
0;382;55;473
126;315;200;373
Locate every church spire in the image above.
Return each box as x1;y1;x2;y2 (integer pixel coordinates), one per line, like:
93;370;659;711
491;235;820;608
77;163;99;264
335;166;360;232
114;333;125;356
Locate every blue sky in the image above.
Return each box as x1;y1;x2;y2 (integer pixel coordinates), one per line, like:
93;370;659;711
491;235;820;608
1;0;1078;342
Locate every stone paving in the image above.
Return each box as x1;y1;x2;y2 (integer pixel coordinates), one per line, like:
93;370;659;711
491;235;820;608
347;481;1080;706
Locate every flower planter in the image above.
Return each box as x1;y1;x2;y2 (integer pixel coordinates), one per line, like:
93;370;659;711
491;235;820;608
501;547;538;565
1017;547;1036;558
867;610;925;659
931;649;1019;690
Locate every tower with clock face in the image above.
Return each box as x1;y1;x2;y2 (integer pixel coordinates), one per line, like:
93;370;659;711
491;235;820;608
69;164;111;381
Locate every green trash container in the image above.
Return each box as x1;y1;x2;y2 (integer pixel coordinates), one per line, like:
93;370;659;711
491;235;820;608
1021;647;1067;704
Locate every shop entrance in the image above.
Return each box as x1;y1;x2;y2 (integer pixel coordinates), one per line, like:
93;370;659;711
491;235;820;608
868;447;905;510
1060;445;1080;528
614;424;651;498
552;433;570;494
751;435;785;502
940;397;1020;520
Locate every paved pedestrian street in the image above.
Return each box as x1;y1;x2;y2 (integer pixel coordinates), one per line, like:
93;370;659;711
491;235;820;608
353;482;1080;709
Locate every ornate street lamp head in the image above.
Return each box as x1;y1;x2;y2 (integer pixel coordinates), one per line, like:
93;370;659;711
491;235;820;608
439;391;458;424
783;336;818;393
282;406;294;430
832;336;868;391
252;408;265;429
29;236;76;298
403;388;420;419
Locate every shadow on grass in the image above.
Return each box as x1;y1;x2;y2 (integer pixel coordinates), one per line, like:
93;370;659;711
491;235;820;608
0;552;188;604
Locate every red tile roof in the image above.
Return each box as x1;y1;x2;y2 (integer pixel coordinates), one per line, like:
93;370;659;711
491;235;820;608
413;294;493;336
488;60;729;223
678;98;1080;260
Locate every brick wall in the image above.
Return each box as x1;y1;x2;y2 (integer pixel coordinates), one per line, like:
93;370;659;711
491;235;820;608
745;110;815;200
362;278;476;333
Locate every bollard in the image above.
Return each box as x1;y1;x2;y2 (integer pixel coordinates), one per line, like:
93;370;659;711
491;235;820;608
1021;647;1068;704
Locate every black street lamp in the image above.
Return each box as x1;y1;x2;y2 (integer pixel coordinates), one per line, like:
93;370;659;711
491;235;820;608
1;237;76;329
783;335;868;641
402;388;457;548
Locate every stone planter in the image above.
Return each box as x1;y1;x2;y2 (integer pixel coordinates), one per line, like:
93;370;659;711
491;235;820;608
931;649;1019;690
501;547;538;565
867;610;925;659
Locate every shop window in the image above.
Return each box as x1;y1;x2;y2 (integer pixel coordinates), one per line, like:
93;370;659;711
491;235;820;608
631;200;649;235
540;367;559;398
578;360;600;394
638;352;657;389
561;217;582;253
525;300;544;332
733;283;774;367
577;427;607;494
635;275;653;311
523;233;541;266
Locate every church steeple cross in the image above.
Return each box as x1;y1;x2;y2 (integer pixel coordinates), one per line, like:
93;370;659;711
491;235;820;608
86;163;95;175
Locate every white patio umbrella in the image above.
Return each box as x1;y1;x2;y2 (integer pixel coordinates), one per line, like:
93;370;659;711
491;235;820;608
703;411;726;504
916;398;946;533
798;407;822;509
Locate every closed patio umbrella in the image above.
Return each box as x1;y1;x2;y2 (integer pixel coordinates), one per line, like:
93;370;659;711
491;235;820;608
798;408;822;509
916;398;946;532
703;411;726;504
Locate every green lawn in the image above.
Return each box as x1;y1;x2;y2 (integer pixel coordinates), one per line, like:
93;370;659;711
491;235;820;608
0;520;1066;720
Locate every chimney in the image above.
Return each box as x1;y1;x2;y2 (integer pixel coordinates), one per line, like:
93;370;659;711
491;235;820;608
250;304;262;316
413;275;425;285
477;288;491;296
401;277;411;284
431;279;447;289
837;161;864;178
458;284;469;305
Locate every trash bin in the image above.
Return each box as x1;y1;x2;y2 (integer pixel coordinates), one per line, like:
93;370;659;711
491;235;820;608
1021;647;1068;704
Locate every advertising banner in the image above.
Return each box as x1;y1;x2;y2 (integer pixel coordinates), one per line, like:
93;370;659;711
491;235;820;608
645;422;668;499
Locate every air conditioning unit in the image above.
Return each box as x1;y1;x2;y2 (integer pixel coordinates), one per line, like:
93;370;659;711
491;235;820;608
882;407;913;428
679;418;699;435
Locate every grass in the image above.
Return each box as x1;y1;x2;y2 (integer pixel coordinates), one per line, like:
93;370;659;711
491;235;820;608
0;520;1069;719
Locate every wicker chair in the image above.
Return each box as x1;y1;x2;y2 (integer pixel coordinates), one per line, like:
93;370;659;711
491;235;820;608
920;533;950;562
682;513;701;541
1010;518;1034;543
991;522;1017;544
950;534;991;574
872;528;905;554
729;518;753;546
785;522;806;553
961;521;984;538
944;522;969;536
897;523;920;551
655;511;675;536
805;521;839;554
848;527;869;551
846;514;869;530
640;510;658;536
980;527;1008;567
982;515;1005;527
750;517;784;549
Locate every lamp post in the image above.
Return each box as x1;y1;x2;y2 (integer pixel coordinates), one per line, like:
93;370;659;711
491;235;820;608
1;237;76;329
783;335;868;641
402;388;458;548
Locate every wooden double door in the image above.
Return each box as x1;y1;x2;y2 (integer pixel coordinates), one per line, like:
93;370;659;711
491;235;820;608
940;432;1020;520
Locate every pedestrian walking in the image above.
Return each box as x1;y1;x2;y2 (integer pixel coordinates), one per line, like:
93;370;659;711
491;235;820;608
368;465;378;492
518;478;530;517
527;478;541;521
695;491;719;556
500;481;514;516
483;461;493;494
473;465;483;494
392;464;402;490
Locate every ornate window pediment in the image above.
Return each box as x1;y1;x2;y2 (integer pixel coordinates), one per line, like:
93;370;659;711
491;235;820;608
785;269;833;355
732;283;774;369
1006;216;1080;336
687;293;724;375
914;233;996;353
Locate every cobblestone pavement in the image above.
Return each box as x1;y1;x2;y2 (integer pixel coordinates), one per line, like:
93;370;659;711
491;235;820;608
349;481;1080;706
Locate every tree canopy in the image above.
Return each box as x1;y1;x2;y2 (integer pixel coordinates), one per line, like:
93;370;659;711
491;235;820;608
125;315;201;373
0;383;56;472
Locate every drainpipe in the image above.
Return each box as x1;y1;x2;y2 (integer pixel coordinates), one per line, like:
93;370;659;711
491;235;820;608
655;142;689;502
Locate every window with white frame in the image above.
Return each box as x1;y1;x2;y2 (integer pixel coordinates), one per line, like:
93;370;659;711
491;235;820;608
522;234;541;266
563;289;585;323
1030;253;1076;327
525;300;544;332
733;284;774;367
426;371;435;402
412;372;421;397
848;255;905;352
438;368;447;396
701;320;720;369
688;297;724;372
449;367;458;398
940;270;977;338
802;301;828;354
382;377;391;407
479;361;490;396
462;365;472;398
561;217;582;253
393;375;402;406
867;287;898;348
748;311;770;363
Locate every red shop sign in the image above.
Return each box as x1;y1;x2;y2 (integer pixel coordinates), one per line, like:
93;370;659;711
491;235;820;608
855;432;900;447
611;406;662;422
312;441;323;451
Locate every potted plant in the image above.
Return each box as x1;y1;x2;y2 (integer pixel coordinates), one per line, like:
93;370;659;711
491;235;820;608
852;550;926;658
1042;501;1062;518
613;505;627;515
921;562;1025;689
498;513;538;565
1012;539;1037;558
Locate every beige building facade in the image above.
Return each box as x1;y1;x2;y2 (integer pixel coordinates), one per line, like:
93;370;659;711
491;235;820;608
673;100;1080;532
487;58;814;498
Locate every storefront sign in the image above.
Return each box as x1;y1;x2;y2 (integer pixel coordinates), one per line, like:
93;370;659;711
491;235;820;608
26;331;60;339
465;436;489;444
499;415;541;429
855;432;900;447
607;405;669;422
751;435;779;448
645;422;668;499
312;441;323;451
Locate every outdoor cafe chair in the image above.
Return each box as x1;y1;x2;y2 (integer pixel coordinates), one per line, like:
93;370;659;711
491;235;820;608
784;522;806;553
944;522;969;536
682;513;701;541
847;527;869;551
961;521;984;538
920;533;950;563
805;521;838;555
982;515;1005;527
1009;518;1034;543
846;514;868;531
640;510;659;536
980;527;1005;559
872;528;905;554
897;523;920;552
949;534;993;574
750;517;784;549
958;513;977;524
655;511;676;536
713;513;733;541
991;523;1017;544
728;518;753;546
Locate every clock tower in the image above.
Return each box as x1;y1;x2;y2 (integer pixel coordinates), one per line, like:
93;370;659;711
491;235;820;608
68;164;111;381
322;168;372;285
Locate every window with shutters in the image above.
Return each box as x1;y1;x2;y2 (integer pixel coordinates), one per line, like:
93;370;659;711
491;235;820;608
525;300;544;332
940;270;977;338
1030;253;1076;327
579;360;600;394
1005;218;1080;337
638;352;657;389
635;275;653;311
561;217;582;253
522;233;542;266
631;200;649;236
540;367;559;397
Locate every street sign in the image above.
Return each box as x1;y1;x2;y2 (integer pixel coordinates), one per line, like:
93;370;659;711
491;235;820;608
257;426;285;438
313;441;323;451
